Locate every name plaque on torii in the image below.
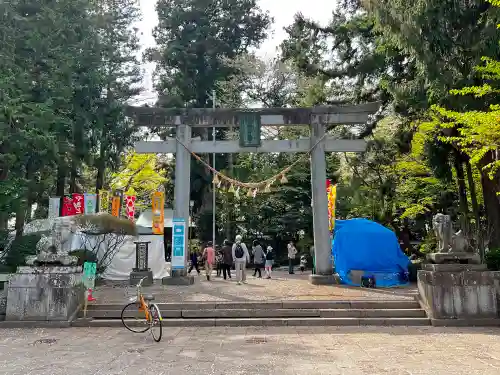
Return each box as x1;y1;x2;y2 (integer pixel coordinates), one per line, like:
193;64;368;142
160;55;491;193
125;103;380;285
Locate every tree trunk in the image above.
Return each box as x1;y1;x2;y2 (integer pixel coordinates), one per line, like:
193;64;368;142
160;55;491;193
15;204;26;238
56;163;66;197
478;151;500;249
0;212;8;231
95;158;105;193
481;174;500;249
56;162;66;216
453;150;469;233
465;160;482;257
69;162;78;194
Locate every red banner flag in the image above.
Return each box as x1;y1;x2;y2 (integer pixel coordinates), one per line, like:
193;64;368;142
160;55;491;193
125;195;136;221
61;196;75;216
72;193;84;215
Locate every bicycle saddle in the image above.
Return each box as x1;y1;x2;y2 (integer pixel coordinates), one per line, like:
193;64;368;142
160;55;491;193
143;294;155;301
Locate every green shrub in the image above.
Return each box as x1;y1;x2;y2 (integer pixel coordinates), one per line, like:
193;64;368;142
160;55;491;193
485;248;500;271
76;213;137;235
68;249;98;266
419;231;437;254
2;234;41;272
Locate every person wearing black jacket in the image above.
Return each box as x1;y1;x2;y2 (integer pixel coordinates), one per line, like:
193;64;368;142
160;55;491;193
187;249;200;275
221;239;233;280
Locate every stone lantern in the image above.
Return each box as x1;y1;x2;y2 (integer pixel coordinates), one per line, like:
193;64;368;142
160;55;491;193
129;241;153;286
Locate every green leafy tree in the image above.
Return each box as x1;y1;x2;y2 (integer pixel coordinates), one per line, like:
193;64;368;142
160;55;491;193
93;0;143;193
110;152;167;211
0;0;103;234
416;0;500;248
148;0;272;240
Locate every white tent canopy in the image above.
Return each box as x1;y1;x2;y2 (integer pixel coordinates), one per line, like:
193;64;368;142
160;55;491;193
21;215;169;281
136;208;195;228
70;233;168;281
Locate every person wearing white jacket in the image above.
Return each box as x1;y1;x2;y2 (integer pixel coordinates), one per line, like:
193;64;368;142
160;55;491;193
287;241;298;274
232;234;250;284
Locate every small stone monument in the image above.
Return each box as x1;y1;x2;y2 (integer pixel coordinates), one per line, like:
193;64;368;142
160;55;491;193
129;241;153;286
417;213;498;324
5;218;84;322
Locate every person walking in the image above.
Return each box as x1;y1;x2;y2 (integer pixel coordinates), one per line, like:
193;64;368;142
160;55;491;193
252;240;265;278
215;247;223;277
299;254;307;273
187;249;200;275
287;241;297;274
264;246;274;279
221;239;233;280
232;234;250;285
202;241;215;281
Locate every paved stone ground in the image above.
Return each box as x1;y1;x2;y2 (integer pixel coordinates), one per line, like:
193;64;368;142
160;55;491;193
0;326;499;374
94;270;417;303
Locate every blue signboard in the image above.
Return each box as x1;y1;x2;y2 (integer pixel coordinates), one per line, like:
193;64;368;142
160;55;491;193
171;218;186;270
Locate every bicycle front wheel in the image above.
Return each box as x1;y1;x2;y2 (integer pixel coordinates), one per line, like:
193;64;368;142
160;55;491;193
121;302;150;333
148;303;163;342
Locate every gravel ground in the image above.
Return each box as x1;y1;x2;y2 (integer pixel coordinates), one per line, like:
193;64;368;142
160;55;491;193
0;326;499;374
93;270;417;303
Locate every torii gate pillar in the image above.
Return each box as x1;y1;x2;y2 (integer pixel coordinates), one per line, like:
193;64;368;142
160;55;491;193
171;124;191;277
309;121;337;284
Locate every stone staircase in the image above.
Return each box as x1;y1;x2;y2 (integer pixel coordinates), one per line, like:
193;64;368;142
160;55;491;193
74;299;430;327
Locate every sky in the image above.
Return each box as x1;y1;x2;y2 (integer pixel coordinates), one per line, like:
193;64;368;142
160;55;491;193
135;0;335;104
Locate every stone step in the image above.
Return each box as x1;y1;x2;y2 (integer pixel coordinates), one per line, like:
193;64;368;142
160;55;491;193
73;317;430;327
84;308;426;319
85;299;420;311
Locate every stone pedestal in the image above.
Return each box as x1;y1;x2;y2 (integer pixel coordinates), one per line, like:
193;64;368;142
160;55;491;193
162;269;194;285
162;275;195;285
5;266;84;321
309;273;340;285
129;270;153;286
427;252;480;264
418;256;500;324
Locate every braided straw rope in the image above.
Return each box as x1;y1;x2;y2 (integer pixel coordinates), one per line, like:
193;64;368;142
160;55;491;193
174;131;329;191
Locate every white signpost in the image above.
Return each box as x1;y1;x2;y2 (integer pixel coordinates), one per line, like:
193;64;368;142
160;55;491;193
171;218;186;271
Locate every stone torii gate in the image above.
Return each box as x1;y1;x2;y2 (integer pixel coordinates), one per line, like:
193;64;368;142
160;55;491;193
125;103;379;284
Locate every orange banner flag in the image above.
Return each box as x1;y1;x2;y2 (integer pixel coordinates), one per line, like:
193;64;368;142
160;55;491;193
152;191;165;235
328;184;337;232
111;190;123;217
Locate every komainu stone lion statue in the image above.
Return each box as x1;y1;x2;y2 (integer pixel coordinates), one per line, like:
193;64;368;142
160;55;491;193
432;213;453;253
27;218;78;266
432;214;470;253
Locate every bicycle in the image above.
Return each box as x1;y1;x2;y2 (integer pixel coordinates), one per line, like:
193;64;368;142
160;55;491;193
121;277;162;342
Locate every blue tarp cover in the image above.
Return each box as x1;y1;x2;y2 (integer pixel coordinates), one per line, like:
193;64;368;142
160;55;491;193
332;218;410;287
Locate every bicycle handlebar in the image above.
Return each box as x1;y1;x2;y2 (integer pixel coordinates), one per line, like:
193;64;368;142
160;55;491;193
136;276;147;289
135;277;148;300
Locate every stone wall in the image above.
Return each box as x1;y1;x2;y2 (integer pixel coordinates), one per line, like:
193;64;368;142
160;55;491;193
417;264;500;321
5;266;84;321
0;290;6;321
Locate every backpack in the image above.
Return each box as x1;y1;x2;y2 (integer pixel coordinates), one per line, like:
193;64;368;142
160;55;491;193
266;251;274;260
234;243;244;258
